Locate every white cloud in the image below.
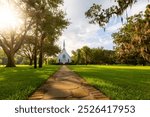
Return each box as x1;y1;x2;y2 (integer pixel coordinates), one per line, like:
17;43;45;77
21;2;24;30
127;0;149;16
58;0;150;55
106;23;122;33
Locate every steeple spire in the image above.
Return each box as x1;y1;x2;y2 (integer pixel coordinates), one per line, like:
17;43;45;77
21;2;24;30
63;40;65;50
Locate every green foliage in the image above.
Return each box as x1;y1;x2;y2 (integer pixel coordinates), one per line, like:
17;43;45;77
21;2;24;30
113;5;150;64
85;0;147;27
17;36;35;65
91;48;115;64
0;49;7;65
0;0;69;67
43;38;61;57
0;65;60;99
0;49;5;59
72;46;115;64
24;0;69;68
69;65;150;99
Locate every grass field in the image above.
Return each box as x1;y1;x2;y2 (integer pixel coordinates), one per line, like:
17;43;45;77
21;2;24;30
69;65;150;100
0;65;60;100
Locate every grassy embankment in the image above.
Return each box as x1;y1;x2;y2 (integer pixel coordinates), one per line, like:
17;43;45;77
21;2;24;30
0;65;60;100
69;65;150;100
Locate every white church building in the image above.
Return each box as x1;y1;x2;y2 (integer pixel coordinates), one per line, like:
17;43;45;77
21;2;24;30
57;41;71;64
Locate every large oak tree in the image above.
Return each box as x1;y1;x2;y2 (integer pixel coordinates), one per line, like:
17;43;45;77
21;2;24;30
113;5;150;63
0;9;32;67
0;0;68;67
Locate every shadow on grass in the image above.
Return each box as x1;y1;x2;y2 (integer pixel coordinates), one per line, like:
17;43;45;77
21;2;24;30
69;65;150;100
0;65;60;100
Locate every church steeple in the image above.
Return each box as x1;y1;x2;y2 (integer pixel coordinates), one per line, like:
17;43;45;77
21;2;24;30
57;40;71;64
63;40;65;50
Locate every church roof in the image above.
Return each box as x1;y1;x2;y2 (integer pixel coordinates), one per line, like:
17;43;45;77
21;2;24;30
57;40;71;64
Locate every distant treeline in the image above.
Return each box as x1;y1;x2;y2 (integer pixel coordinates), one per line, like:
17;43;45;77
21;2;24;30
71;46;149;65
71;46;114;65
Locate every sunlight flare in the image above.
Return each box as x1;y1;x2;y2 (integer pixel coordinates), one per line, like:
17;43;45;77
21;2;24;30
0;4;22;30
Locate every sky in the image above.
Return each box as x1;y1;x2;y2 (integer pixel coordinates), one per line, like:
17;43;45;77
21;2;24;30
58;0;150;55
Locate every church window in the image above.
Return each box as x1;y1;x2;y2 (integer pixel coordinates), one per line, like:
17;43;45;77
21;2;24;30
63;54;66;59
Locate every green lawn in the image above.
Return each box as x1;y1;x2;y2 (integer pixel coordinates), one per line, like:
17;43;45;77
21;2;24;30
0;65;60;100
69;65;150;100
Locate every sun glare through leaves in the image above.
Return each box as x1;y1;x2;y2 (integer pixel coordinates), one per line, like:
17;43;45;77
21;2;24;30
0;2;22;30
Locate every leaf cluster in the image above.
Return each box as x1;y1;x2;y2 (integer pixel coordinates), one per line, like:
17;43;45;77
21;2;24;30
113;5;150;63
85;0;146;27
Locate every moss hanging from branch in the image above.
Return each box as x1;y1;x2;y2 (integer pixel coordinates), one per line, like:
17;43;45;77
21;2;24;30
85;0;149;28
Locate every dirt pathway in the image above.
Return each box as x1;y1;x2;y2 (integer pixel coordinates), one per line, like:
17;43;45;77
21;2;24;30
29;65;109;100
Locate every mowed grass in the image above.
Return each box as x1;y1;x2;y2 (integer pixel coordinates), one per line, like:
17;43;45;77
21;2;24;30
0;65;60;100
69;65;150;100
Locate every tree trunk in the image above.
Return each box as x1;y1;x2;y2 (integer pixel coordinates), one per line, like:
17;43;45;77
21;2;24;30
34;41;37;68
38;50;43;68
6;54;16;67
38;38;44;68
29;58;33;65
34;24;38;69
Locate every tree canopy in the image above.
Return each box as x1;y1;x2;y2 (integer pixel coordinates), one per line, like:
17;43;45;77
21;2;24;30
0;0;69;67
85;0;149;27
113;5;150;64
